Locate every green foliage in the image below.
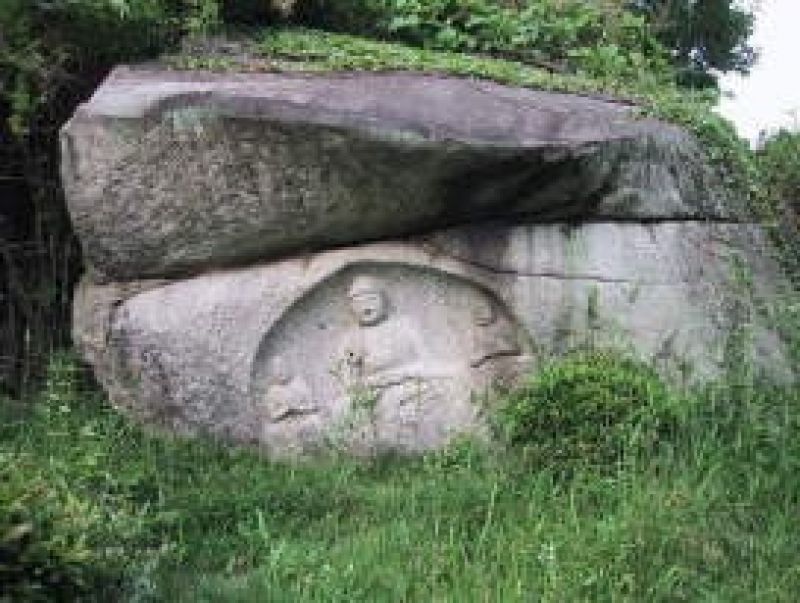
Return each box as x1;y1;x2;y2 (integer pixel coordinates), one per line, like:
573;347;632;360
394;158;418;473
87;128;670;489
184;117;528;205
1;353;798;600
251;27;608;93
0;462;97;601
0;0;188;396
184;0;223;35
221;0;296;23
0;354;121;600
758;129;800;224
301;0;674;82
189;0;759;87
304;0;757;86
630;0;756;85
0;353;179;600
0;0;180;134
747;129;800;365
495;351;680;468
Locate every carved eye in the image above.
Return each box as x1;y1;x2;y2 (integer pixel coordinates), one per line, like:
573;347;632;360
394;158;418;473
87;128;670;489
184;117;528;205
346;350;362;366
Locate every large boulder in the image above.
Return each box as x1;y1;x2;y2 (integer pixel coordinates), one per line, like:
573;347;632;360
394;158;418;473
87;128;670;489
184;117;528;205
62;67;732;283
73;221;789;457
65;68;790;457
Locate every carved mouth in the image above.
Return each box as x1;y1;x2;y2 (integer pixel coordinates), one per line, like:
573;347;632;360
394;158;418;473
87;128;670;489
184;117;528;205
271;406;319;423
358;308;381;324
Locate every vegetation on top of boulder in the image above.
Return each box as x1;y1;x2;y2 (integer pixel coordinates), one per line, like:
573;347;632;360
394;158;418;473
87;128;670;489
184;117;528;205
0;0;756;134
275;0;756;88
297;0;675;84
758;129;800;227
169;26;758;219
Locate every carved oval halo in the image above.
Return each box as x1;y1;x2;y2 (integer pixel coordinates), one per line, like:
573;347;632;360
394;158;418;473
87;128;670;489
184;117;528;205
251;261;533;453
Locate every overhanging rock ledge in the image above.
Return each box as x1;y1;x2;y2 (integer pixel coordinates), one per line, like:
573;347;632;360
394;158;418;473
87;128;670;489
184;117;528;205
63;67;734;283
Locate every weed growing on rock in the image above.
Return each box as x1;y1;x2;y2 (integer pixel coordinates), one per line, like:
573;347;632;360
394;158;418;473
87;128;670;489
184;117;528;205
494;350;681;471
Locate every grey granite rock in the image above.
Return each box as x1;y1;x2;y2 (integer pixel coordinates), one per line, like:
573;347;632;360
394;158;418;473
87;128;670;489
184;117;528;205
64;68;792;458
73;220;791;458
62;68;733;283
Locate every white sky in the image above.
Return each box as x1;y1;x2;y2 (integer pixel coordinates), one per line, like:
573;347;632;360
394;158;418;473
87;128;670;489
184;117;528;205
716;0;800;143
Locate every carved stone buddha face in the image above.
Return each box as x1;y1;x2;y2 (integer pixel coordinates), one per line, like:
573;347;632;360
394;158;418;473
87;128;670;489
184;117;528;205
348;276;388;327
269;355;291;385
472;296;496;327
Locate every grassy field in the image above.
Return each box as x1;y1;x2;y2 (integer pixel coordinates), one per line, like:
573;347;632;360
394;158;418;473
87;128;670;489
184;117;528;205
1;352;798;602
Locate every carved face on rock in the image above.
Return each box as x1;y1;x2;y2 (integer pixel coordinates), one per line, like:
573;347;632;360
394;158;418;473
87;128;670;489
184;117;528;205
472;296;497;327
269;356;291;385
348;276;388;327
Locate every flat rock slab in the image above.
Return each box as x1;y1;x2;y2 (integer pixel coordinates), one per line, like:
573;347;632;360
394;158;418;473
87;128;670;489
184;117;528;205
74;220;789;458
62;68;732;282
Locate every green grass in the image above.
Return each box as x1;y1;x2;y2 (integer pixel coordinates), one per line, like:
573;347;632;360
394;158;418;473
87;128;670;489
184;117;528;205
2;352;798;601
171;27;675;98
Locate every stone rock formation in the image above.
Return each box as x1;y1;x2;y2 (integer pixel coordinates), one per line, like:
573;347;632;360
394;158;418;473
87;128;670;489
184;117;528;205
62;68;734;283
64;67;791;457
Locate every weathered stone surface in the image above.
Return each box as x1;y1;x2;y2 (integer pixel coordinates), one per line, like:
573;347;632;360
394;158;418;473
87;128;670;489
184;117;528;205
73;220;790;458
64;66;792;458
62;68;733;283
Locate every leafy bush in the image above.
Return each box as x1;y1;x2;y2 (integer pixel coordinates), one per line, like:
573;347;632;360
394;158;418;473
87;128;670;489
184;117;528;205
301;0;673;82
0;458;106;601
0;356;105;601
0;0;182;134
0;0;186;395
495;351;680;469
629;0;756;85
758;129;800;225
0;354;160;600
